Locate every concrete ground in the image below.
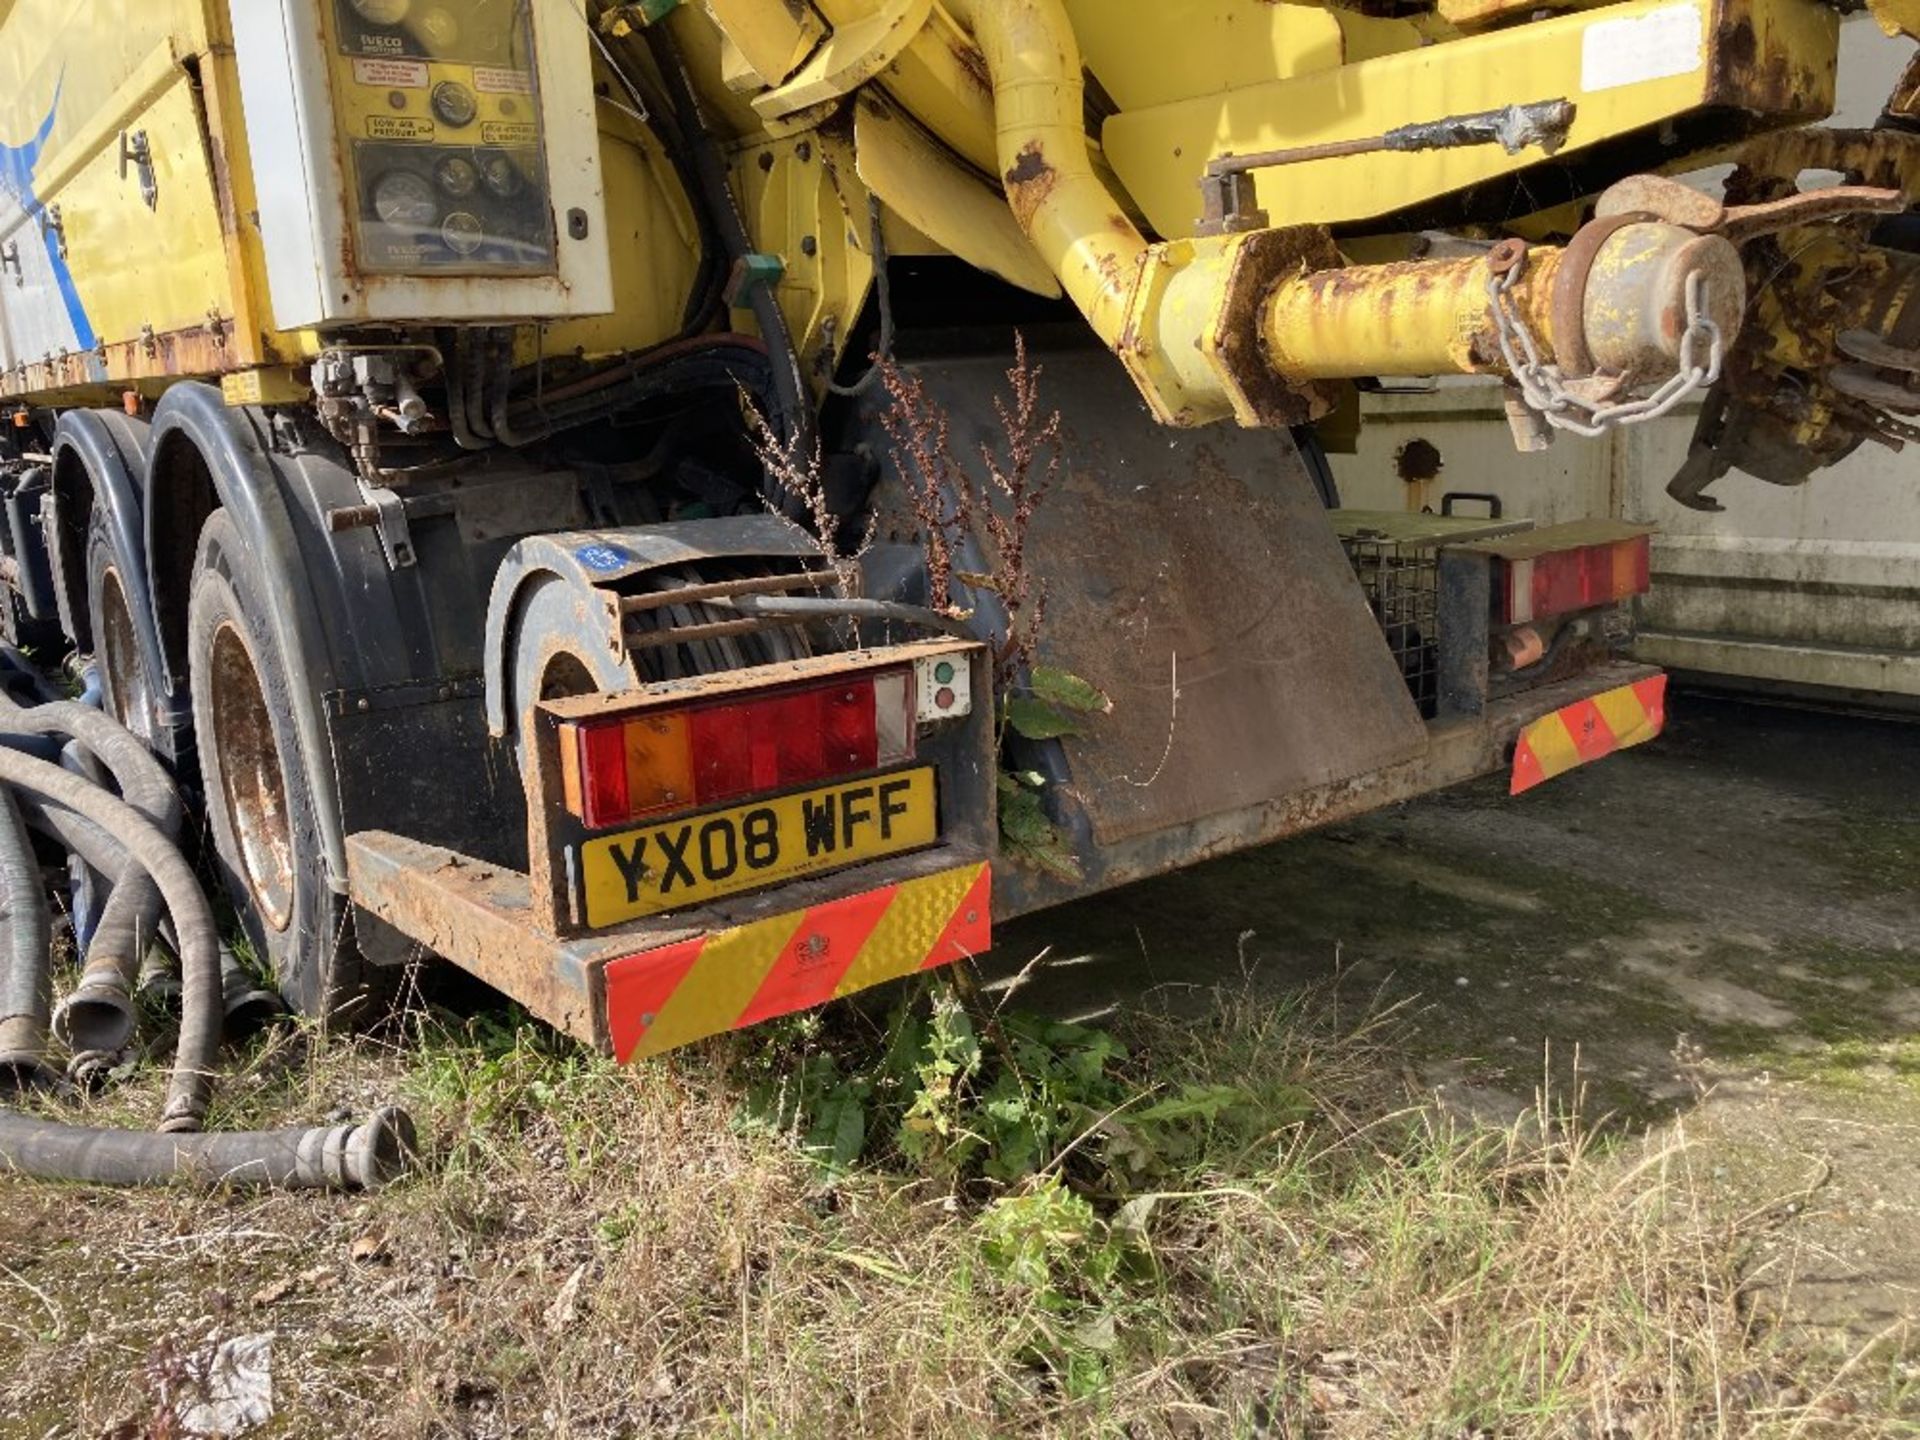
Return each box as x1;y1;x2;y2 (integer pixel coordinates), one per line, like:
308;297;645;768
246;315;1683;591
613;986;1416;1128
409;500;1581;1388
996;691;1920;1349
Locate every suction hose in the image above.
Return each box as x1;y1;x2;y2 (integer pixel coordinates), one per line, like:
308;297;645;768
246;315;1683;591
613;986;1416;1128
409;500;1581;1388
0;1106;415;1190
0;786;55;1090
0;736;414;1189
0;696;181;1074
0;745;219;1131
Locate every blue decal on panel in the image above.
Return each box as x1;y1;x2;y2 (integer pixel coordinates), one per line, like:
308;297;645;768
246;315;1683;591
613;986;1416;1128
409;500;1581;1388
0;79;97;353
575;543;638;573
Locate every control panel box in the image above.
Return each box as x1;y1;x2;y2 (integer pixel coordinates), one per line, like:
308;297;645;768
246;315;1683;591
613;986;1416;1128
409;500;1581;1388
232;0;613;328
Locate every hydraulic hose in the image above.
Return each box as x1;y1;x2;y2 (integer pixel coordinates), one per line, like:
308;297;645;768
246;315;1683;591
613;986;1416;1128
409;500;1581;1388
0;747;218;1133
0;1106;415;1190
642;24;817;470
0;787;54;1091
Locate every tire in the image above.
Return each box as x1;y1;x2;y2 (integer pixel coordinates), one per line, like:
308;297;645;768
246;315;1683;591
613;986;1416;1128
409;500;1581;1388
187;508;375;1018
85;510;164;745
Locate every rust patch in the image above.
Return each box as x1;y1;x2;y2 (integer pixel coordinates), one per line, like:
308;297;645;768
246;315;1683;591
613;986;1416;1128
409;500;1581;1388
1394;438;1443;483
1005;142;1053;188
1003;141;1058;231
950;38;991;97
1708;15;1826;118
2;319;237;405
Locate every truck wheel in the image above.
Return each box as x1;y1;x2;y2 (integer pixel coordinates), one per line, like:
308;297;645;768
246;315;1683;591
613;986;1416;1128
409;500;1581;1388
85;510;161;744
187;508;368;1018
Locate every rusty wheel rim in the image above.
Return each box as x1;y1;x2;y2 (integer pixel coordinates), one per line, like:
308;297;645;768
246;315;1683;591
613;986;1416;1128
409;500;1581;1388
207;620;294;932
97;565;154;742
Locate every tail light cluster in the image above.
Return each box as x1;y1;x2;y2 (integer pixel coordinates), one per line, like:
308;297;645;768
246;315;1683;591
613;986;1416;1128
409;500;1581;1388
558;670;915;832
1496;533;1650;626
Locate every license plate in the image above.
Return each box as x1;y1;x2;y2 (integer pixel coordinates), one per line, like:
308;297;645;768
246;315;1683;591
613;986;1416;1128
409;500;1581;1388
578;768;938;927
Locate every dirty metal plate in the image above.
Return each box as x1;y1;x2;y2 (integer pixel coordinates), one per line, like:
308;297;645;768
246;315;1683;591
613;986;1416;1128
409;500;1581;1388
1332;509;1534;549
878;348;1428;847
578;767;938;928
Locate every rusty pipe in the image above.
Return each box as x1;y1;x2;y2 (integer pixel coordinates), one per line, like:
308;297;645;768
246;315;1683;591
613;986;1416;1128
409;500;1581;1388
949;0;1149;350
1260;250;1567;380
1258;222;1745;382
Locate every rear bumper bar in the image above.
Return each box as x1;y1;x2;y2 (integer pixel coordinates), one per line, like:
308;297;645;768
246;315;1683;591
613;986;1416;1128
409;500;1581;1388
346;836;989;1059
992;660;1666;918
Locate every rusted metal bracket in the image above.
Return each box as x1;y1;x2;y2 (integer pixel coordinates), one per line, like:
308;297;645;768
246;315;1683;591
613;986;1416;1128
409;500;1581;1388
1595;171;1906;240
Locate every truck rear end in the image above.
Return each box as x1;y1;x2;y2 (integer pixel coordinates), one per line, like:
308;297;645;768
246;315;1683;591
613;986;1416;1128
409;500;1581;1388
0;0;1909;1062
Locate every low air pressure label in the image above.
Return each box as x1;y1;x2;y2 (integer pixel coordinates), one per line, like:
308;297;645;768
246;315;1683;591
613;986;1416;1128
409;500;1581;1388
367;116;436;141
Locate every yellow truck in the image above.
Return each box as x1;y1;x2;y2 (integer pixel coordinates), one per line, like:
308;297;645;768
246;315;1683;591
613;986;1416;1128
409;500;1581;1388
0;0;1912;1061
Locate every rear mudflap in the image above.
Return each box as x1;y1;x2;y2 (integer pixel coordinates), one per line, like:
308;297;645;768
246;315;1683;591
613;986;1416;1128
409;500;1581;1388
856;347;1429;911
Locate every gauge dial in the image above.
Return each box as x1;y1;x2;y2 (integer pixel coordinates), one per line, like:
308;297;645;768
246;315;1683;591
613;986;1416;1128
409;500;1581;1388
479;153;522;198
349;0;412;24
371;170;438;228
417;6;460;52
431;81;478;128
434;155;479;198
442;212;486;256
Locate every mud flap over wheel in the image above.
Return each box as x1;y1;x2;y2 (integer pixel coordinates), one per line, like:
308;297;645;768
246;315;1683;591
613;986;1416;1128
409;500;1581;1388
188;509;380;1018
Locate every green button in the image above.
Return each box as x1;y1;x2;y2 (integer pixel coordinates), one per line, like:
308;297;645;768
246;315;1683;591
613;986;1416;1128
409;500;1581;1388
933;661;955;684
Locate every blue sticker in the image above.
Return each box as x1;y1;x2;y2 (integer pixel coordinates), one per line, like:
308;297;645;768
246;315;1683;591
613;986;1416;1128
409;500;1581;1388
574;543;637;574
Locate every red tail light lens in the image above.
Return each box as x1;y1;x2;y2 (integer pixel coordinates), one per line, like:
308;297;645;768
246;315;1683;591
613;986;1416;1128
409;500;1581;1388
1500;534;1650;625
559;669;916;831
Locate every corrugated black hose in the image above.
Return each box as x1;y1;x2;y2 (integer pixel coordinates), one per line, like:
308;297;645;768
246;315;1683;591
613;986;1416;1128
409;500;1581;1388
0;695;178;1072
0;715;413;1190
0;786;55;1090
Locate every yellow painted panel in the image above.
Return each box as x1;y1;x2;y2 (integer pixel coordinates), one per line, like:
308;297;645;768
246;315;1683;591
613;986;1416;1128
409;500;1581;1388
543;103;704;360
0;0;210;169
852;94;1059;297
1102;0;1838;237
61;71;235;346
1065;0;1424;111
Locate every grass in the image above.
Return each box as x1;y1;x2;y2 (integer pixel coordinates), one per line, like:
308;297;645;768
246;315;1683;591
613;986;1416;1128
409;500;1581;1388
0;968;1914;1439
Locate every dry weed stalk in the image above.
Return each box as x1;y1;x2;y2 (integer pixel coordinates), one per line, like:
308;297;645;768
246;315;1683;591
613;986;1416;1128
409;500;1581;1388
745;394;876;588
879;332;1062;691
876;360;971;617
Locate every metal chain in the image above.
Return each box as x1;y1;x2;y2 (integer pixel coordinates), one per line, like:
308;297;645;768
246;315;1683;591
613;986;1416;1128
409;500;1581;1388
1486;247;1725;438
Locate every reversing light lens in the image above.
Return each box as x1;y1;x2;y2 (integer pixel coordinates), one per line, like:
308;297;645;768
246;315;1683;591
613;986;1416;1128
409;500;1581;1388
351;0;412;22
1501;534;1651;624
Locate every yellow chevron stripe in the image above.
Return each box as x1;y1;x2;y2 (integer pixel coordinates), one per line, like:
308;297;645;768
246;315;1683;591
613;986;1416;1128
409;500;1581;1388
638;908;809;1056
1591;685;1655;747
831;864;981;1000
1521;711;1584;782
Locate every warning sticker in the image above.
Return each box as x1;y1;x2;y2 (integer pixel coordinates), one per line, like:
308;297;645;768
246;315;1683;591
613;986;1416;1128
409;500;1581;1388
352;56;430;89
481;121;540;147
473;66;535;95
368;115;436;141
1580;3;1703;93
